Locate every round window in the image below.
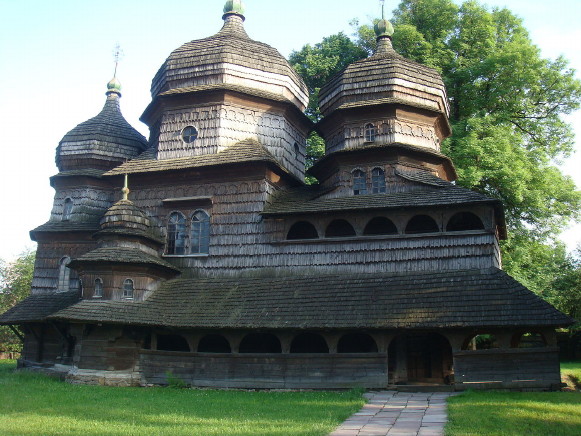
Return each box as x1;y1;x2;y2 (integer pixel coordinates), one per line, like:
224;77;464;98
182;126;199;143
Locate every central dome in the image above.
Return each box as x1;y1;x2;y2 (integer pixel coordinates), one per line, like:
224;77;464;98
150;7;308;111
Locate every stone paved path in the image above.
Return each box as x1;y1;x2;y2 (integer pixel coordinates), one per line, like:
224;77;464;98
329;391;457;436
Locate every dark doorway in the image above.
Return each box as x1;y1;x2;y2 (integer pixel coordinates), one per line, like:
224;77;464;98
388;333;453;384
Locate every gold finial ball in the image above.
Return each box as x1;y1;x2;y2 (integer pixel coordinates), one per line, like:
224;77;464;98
107;77;122;96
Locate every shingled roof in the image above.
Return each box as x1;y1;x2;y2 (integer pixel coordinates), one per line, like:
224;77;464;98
56;93;148;172
68;247;180;273
150;13;308;109
48;268;573;329
104;139;292;177
318;39;449;118
0;292;79;325
262;183;501;216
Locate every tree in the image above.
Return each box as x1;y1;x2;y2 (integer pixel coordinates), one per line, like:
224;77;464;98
0;250;35;352
288;0;581;314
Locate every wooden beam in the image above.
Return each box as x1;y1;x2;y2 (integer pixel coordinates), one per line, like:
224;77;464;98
7;325;24;342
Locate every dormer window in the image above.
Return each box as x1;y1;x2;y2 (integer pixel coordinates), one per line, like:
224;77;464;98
123;279;134;299
364;123;376;142
353;170;367;195
182;126;198;143
62;198;73;221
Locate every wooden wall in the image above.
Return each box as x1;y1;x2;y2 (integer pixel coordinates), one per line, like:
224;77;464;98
140;350;388;389
453;347;562;390
156;101;307;180
32;240;96;295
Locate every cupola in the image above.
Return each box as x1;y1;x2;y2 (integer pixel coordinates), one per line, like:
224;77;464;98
56;78;148;172
141;1;312;181
317;12;451;157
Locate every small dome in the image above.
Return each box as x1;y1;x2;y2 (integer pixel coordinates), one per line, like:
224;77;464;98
56;80;148;171
100;199;151;232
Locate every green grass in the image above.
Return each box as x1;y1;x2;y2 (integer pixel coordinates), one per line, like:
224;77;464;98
561;361;581;388
446;364;581;436
0;360;364;436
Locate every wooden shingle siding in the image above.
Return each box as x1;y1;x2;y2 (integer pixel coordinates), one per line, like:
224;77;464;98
31;241;96;295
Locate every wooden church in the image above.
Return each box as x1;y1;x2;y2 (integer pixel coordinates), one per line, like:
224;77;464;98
1;1;573;390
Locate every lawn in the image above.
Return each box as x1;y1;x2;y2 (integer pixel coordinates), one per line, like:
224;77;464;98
0;360;364;436
561;361;581;389
445;361;581;436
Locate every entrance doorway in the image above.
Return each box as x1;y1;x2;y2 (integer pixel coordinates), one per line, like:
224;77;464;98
388;333;453;384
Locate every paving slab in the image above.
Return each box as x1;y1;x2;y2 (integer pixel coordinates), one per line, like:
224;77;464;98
328;391;458;436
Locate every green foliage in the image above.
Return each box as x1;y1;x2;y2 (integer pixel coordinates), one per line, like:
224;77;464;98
165;371;188;389
0;360;365;436
446;390;581;436
390;0;581;239
0;250;35;352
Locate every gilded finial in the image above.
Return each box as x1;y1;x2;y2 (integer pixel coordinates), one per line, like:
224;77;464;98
122;174;130;201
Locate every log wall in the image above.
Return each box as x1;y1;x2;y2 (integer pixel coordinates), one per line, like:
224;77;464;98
453;347;562;390
140;350;388;389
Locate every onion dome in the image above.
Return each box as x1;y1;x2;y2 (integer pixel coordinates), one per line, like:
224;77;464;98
100;199;151;232
56;78;149;172
150;1;308;111
317;15;451;156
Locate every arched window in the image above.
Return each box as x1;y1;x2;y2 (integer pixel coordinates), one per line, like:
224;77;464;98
364;217;398;235
352;170;367;195
239;333;282;353
371;168;386;193
405;215;439;234
62;198;73;221
337;333;378;353
167;212;187;255
325;219;356;237
290;333;329;353
462;334;499;350
94;278;103;298
287;221;318;240
446;212;485;232
512;332;546;348
365;123;376;142
157;334;190;352
57;257;71;292
198;334;231;353
294;142;300;157
123;279;134;299
190;210;210;254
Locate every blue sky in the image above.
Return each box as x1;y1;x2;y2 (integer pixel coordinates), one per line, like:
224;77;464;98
0;0;580;261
